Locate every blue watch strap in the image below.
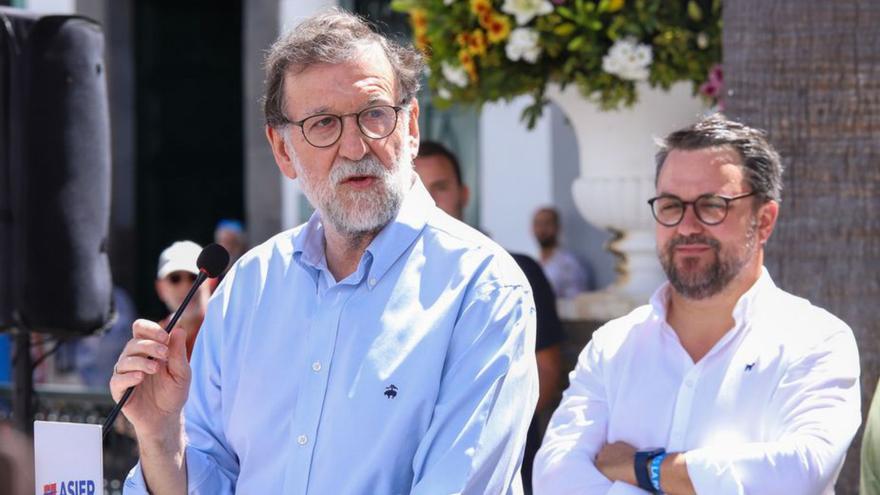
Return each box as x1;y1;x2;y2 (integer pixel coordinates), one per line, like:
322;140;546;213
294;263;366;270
650;452;667;492
634;449;664;493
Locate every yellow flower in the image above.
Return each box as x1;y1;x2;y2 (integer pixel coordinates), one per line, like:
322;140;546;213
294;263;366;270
486;14;512;44
470;0;493;17
608;0;624;12
467;29;488;56
415;32;430;53
459;50;479;82
410;9;428;34
478;11;494;29
410;9;430;52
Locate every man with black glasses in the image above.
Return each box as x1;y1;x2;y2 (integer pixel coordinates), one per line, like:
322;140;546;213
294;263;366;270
111;9;537;495
534;115;860;495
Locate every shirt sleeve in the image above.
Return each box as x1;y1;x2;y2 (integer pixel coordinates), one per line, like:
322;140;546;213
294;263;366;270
512;254;565;351
862;380;880;495
409;282;539;495
124;281;239;495
532;335;631;494
684;328;861;495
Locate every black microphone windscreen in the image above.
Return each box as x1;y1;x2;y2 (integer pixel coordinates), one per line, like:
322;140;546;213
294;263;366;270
197;243;230;278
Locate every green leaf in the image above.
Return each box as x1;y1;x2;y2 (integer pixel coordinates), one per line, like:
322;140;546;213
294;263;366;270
554;23;577;37
687;1;703;22
557;7;575;20
567;36;586;51
389;0;410;12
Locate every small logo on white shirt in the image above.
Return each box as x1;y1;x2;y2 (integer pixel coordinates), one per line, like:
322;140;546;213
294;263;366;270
744;361;756;372
384;385;398;399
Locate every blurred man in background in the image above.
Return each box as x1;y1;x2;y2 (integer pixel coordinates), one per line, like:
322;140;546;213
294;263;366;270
211;219;247;291
533;206;593;298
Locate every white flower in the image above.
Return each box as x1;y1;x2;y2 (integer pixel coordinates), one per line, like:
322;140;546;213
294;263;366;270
696;32;709;49
437;87;452;100
441;61;469;88
601;37;653;81
505;28;541;63
443;0;455;5
501;0;553;25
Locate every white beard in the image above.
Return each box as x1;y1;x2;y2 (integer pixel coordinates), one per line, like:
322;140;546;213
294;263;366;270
290;133;414;237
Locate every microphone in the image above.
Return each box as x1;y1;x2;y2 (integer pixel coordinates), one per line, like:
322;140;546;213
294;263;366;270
101;243;230;438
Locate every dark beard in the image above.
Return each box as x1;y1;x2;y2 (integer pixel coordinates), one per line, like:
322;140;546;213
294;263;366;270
537;237;557;249
659;223;756;300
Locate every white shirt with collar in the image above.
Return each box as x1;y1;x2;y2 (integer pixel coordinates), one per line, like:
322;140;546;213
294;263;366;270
534;268;860;494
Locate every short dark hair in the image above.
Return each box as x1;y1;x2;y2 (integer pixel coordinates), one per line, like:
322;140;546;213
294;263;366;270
418;140;464;186
263;8;424;128
655;114;784;203
534;206;560;226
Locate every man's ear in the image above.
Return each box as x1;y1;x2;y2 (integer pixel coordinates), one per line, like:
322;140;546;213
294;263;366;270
407;98;420;159
461;184;471;210
757;200;779;244
266;125;297;180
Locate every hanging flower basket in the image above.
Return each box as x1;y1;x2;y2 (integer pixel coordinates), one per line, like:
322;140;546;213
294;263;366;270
392;0;722;127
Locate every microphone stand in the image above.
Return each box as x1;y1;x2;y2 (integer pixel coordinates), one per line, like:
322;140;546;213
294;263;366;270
101;271;208;439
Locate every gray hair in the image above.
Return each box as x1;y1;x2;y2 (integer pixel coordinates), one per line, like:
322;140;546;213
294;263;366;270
654;114;784;203
263;8;424;128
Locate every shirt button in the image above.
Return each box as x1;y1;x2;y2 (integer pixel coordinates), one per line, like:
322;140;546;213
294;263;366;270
369;278;377;287
297;435;308;445
312;361;322;372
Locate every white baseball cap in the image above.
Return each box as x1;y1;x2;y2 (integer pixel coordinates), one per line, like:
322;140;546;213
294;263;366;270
156;240;202;279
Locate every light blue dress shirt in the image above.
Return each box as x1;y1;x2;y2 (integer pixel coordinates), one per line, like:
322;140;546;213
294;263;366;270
125;180;538;494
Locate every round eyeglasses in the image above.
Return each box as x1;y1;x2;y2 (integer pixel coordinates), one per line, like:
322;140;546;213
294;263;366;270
286;105;404;148
647;191;757;227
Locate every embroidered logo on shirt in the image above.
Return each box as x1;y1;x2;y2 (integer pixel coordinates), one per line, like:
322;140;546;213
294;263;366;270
744;361;756;372
384;384;398;399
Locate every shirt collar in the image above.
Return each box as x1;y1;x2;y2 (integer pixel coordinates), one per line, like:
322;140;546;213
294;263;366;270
291;176;432;290
649;266;776;329
362;177;432;289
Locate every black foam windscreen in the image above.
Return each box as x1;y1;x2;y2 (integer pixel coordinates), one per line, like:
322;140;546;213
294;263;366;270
0;9;113;336
197;244;230;279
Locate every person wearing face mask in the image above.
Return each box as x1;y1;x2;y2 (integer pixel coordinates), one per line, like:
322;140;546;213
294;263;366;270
110;9;537;495
534;115;860;495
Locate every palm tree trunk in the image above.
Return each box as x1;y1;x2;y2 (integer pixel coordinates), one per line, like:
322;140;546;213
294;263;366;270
723;2;880;493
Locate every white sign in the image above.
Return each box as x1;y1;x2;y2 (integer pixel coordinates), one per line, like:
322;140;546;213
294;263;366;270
34;421;102;495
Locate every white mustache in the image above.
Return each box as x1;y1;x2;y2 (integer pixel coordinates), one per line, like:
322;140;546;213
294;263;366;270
331;156;387;186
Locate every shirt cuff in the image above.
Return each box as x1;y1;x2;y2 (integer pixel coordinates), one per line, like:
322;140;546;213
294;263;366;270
122;446;228;494
122;462;149;494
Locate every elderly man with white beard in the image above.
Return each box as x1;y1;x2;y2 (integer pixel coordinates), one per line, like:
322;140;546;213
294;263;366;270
110;9;538;495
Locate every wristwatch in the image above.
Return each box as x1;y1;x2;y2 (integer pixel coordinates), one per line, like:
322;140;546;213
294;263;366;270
634;448;665;493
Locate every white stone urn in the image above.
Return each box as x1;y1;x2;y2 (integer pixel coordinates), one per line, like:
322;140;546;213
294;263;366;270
547;82;706;319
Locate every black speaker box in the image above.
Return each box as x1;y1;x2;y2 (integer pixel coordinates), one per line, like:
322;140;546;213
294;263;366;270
0;8;113;336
